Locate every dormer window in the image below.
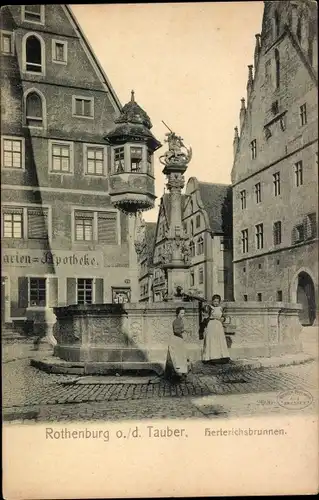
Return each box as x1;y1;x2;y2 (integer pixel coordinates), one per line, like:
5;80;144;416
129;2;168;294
22;5;45;24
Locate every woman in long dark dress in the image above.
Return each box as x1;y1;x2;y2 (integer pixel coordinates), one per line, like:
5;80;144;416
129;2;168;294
165;306;189;381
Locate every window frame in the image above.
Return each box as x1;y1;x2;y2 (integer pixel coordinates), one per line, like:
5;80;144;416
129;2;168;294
250;139;257;160
76;278;94;305
28;277;47;308
48;140;74;175
2;203;52;240
23;89;46;129
241;228;249;254
299;103;307;126
273;171;281;196
52;39;68;65
255;182;262;203
1;136;25;170
22;32;45;76
21;5;45;25
83;143;107;177
1;30;14;55
294;160;303;187
240;189;246;209
72;95;94;120
71;207;120;245
255;223;264;250
273;220;282;246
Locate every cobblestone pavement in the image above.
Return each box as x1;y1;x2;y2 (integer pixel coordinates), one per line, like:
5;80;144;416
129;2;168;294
2;350;318;422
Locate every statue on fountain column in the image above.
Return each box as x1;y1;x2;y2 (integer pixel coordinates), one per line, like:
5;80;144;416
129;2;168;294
159;129;192;166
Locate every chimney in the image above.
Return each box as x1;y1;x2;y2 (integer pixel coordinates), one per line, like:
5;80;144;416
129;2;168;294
247;65;254;101
233;126;239;158
254;34;261;70
239;98;246;132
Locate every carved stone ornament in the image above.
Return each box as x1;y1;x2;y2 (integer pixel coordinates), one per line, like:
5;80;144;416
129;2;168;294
159;131;192;166
134;212;146;254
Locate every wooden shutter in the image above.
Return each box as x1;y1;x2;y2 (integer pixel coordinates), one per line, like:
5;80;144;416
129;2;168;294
94;278;104;304
66;278;77;305
48;277;59;307
18;277;29;309
97;212;117;244
27;208;48;239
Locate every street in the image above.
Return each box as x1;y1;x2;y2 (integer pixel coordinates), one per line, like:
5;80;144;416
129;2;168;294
2;333;318;423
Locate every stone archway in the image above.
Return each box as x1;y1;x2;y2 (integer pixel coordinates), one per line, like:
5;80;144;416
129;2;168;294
295;271;316;326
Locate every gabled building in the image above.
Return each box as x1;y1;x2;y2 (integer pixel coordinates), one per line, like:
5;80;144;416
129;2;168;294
150;178;233;302
231;0;318;324
0;5;137;329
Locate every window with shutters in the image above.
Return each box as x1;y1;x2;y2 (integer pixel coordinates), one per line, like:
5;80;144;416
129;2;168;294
75;211;94;241
77;278;93;305
85;145;105;176
52;39;67;64
2;137;25;169
2;208;23;238
22;5;45;24
1;31;14;55
273;221;282;245
29;278;46;307
23;34;44;74
27;207;48;239
72;96;94;119
24;90;44;127
97;212;117;244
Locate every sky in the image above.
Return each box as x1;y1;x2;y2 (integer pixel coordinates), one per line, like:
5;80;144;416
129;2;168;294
71;2;264;222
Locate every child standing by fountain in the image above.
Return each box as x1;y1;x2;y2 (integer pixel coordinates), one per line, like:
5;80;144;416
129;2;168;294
165;306;189;381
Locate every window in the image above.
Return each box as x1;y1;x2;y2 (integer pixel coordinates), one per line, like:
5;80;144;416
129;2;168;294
147;150;152;174
277;290;283;301
74;210;118;244
75;211;93;241
300;104;307;126
197;236;204;255
72;96;94;118
294;161;303;186
2;206;48;239
85;146;105;176
199;267;204;284
275;49;280;89
22;5;45;24
2;137;24;169
273;172;280;196
243;267;246;273
243;294;248;302
241;229;248;253
190;220;194;236
265;59;271;83
24;35;43;73
1;31;14;55
114;147;124;173
29;278;46;307
274;10;280;38
25;91;44;127
190;271;195;287
273;221;282;245
295;223;304;243
240;190;246;209
258;263;262;269
130;146;142;172
196;214;201;228
77;279;93;305
27;207;48;239
189;241;195;257
2;208;23;238
304;213;317;240
255;182;261;203
49;141;73;173
257;293;262;302
250;139;257;159
255;223;264;250
52;39;67;64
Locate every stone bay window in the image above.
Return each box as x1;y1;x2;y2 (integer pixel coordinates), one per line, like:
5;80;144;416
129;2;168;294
105;90;161;215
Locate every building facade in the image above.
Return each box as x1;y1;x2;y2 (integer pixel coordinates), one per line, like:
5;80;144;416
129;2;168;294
150;177;233;302
232;0;318;325
0;5;138;329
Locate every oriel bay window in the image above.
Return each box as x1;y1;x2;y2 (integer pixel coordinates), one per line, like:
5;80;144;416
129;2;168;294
111;144;152;174
114;147;124;173
130;146;142;172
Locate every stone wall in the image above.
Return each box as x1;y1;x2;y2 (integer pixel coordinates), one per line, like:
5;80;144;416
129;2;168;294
53;301;303;367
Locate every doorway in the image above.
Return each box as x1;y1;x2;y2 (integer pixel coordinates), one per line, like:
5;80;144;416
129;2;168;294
296;271;316;326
